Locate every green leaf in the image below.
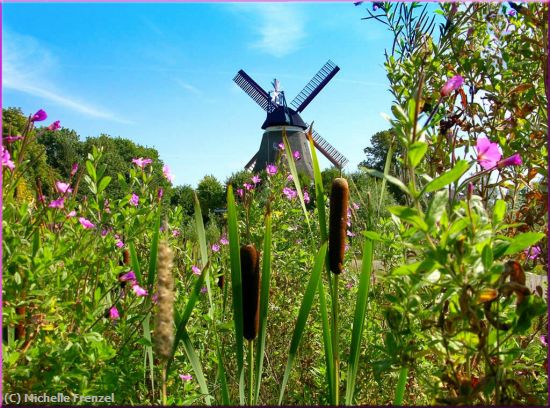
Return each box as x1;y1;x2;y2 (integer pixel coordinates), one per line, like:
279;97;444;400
407;142;428;169
147;206;161;288
422;160;470;194
394;366;409;406
481;245;493;271
388;206;428;231
378;136;395;216
142;314;155;396
504;232;545;256
216;338;231;405
278;242;328;405
363;168;411;196
283;130;310;228
362;231;382;241
492;200;506;225
180;327;212;405
345;239;374;405
193;192;213;316
128;242;143;285
426;190;448;231
97;176;112;194
85;160;96;181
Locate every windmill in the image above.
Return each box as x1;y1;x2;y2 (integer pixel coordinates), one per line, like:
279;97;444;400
233;60;349;178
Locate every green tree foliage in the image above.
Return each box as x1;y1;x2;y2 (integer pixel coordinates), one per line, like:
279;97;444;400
170;184;195;217
197;175;225;220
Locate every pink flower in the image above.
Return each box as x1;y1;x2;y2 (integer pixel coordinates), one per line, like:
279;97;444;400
251;175;261;184
101;229;109;237
497;153;522;168
109;306;120;320
115;239;124;248
212;244;220;252
32;109;47;122
152;292;159;304
287;174;293;181
346;281;354;289
236;188;244;198
47;120;61;131
200;286;207;294
352;202;360;210
179;374;193;381
278;142;285;150
243;183;253;191
220;236;229;245
303;191;310;204
163;165;175;182
70;163;79;176
192;265;201;275
67;210;77;218
475;137;502;170
172;229;181;237
79;217;95;229
119;271;136;282
2;146;15;171
347;230;356;237
158;188;164;199
132;157;153;168
440;75;464;97
540;335;548;347
38;194;46;203
293;150;301;160
525;246;541;260
266;164;278;176
3;136;23;143
283;187;297;200
129;193;139;207
55;181;72;194
132;283;148;297
48;197;65;209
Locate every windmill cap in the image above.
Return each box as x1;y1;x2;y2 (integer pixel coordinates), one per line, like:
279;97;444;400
261;106;307;130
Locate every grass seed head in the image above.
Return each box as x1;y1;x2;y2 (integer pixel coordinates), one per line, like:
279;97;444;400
154;241;175;360
329;177;349;275
240;244;261;341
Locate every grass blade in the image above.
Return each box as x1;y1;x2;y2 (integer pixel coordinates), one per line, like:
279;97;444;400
282;129;310;228
193;192;213;316
254;211;272;404
142;314;155;397
128;242;143;285
278;242;328;405
147;206;161;288
345;238;374;405
227;185;245;405
216;336;231;405
394;366;409;406
180;327;212;405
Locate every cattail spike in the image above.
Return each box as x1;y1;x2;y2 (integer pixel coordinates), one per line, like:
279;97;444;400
154;241;175;360
329;178;349;275
241;244;261;341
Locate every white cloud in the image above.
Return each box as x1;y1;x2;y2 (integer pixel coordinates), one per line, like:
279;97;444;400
174;79;202;96
2;29;132;124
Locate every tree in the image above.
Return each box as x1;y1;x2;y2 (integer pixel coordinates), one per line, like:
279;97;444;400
170;184;195;217
197;175;225;221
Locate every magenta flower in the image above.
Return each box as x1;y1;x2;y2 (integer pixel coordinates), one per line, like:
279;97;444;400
70;163;79;176
200;286;207;294
540;335;548;347
352;202;360;210
346;281;354;289
152;292;159;304
475;137;502;170
163;165;175;182
115;239;125;248
192;265;201;275
132;283;148;297
293;150;301;160
109;306;120;320
67;210;77;218
179;374;193;381
347;230;356;237
440;75;464;97
251;175;261;184
508;9;516;17
266;164;278;176
132;157;153;168
220;236;229;245
236;188;244;198
47;120;61;131
278;142;284;150
497;153;522;169
283;187;297;200
48;197;65;209
79;217;95;229
158;188;164;199
2;146;15;170
32;109;47;122
303;191;310;204
287;174;293;181
3;136;23;143
119;271;136;282
212;243;220;252
525;246;541;260
55;181;72;194
129;193;139;207
243;183;253;191
172;229;181;237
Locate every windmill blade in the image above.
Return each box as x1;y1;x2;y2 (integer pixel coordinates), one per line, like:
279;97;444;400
233;70;274;112
309;127;349;169
290;60;340;113
244;152;258;171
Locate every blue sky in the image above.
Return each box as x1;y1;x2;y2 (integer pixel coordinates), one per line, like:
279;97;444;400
2;2;398;187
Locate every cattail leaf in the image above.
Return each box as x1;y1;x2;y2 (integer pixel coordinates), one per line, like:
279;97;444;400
216;337;231;405
345;238;374;405
282;129;310;229
317;276;334;404
193;191;213;316
394;366;409;405
254;212;272;404
147;206;161;288
278;242;328;405
128;242;143;285
179;327;212;405
227;185;245;405
307;125;328;243
142;314;155;396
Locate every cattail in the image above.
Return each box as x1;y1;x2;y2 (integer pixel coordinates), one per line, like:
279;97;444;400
241;244;261;341
123;249;130;265
154;241;175;360
328;178;349;275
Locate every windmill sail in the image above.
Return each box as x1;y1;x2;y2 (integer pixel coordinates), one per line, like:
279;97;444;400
244;152;258;171
233;70;275;112
290;60;340;113
309;128;349;169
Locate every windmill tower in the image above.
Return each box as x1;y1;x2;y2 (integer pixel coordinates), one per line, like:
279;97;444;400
233;60;349;178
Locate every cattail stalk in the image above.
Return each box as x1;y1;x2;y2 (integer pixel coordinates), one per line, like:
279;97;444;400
329;178;349;275
154;241;175;405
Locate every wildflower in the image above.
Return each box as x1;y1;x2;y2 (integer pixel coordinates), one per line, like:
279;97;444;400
132;157;153;168
244;183;253;191
67;210;77;218
212;243;220;252
241;244;261;341
47;120;61;131
154;241;175;360
152;292;159;304
293;150;301;160
79;217;95;229
172;229;181;237
158;188;164;199
192;265;201;275
283;187;297;200
129;193;139;207
266;164;278;176
304;191;310;204
109;306;120;320
278;142;284;150
525;246;541;260
220;236;229;245
38;194;46;203
475;137;502;170
132;283;148;297
251;175;261;184
287;174;293;181
48;197;65;209
70;163;79;176
163;165;175;182
200;286;207;294
329;178;349;275
179;374;193;381
497;153;522;169
540;335;548;347
508;9;516;17
32;109;47;122
115;239;124;248
101;229;109;237
440;75;464;97
55;181;72;194
346;281;354;289
352;202;360;210
3;136;23;143
2;146;15;170
237;188;244;198
119;271;136;282
347;230;356;237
